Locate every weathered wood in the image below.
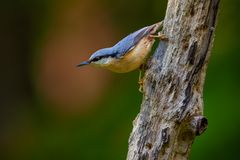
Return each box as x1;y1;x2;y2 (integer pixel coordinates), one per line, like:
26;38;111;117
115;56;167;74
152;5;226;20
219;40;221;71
127;0;220;160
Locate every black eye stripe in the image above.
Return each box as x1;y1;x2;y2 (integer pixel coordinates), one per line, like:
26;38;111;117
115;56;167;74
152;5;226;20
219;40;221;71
92;57;100;62
92;55;113;62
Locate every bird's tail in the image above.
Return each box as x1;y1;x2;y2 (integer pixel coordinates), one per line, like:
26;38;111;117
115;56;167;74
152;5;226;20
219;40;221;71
149;21;163;34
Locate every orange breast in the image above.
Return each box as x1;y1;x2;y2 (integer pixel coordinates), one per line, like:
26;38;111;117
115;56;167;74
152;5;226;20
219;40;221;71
106;37;155;73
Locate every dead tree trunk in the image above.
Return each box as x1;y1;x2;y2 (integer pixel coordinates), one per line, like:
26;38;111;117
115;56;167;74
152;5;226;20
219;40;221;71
127;0;220;160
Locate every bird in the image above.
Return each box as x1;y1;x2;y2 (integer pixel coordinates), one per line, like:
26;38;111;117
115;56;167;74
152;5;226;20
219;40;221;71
76;21;166;73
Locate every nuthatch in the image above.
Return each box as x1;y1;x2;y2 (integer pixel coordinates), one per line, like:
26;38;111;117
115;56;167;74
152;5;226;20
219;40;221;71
77;21;165;73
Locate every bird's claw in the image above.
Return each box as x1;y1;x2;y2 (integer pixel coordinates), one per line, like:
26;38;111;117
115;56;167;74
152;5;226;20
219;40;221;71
138;79;144;93
149;32;168;41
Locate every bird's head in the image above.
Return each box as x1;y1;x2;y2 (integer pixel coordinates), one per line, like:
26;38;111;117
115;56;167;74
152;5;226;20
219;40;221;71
77;48;115;68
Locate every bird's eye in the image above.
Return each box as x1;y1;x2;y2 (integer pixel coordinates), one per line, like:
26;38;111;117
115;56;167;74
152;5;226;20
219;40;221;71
93;57;100;61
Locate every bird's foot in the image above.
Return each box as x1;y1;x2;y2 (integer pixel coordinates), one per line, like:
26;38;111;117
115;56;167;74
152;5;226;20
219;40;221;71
149;32;168;41
138;78;144;93
139;63;148;71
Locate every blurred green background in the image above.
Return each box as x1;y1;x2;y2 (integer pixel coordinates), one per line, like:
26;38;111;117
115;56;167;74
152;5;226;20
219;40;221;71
1;0;240;159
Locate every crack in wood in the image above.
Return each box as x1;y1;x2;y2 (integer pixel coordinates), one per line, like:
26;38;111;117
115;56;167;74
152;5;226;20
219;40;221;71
161;127;170;144
187;41;198;65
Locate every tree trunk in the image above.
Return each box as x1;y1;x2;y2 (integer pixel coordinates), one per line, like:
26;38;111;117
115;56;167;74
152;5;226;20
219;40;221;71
127;0;220;160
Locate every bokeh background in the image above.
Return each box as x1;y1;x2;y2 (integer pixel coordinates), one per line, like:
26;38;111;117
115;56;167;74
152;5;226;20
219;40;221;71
1;0;240;159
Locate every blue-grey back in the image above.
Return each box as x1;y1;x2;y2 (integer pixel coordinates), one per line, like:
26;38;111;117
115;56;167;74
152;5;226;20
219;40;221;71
89;24;154;61
112;25;153;57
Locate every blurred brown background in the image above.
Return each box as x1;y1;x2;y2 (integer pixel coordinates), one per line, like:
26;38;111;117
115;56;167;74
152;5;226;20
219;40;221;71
0;0;240;159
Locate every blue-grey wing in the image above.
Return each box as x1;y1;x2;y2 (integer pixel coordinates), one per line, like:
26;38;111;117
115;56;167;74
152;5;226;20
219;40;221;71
112;25;154;58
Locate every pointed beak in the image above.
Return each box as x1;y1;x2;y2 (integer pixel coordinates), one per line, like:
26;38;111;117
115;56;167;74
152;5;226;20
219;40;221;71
76;61;90;67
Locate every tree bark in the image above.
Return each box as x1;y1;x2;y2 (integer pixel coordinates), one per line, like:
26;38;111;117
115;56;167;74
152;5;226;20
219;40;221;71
127;0;220;160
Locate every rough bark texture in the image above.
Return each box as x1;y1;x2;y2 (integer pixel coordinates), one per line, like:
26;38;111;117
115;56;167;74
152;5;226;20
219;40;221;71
127;0;220;160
